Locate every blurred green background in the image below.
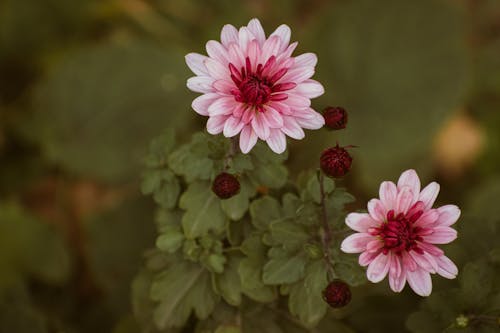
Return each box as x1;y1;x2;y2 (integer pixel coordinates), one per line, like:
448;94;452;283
0;0;499;332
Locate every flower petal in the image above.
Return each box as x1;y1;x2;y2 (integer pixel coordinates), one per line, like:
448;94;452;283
239;125;258;154
423;226;457;244
294;53;318;68
419;182;440;210
204;58;229;80
270;24;291;51
263;105;284;128
379;181;397;210
207;97;236;116
247;18;266;45
266;128;287;154
251;112;271;140
341;233;373;253
367;252;391;283
285;94;311;108
406;268;432;296
295;109;325;129
346;213;378;232
185;53;209;75
187;76;215;93
279;66;314;84
359;250;381;266
213;79;236;94
397;169;421;203
396;186;414;215
436;205;460;226
389;255;406;292
260;35;281;63
281;116;304;139
435;255;458;279
293;79;324;98
221;24;239;47
223;116;245;137
206;115;228;134
368;199;386;222
191;93;219;116
206;40;229;65
409;251;437;273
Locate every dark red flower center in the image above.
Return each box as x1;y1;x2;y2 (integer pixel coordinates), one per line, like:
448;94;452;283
229;56;295;111
370;202;427;255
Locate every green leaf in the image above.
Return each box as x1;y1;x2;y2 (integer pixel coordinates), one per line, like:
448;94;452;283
179;182;226;238
156;230;184;254
263;255;307;285
221;190;249;221
151;262;218;329
152;170;181;209
306;174;335;204
229;153;254;173
145;128;176;167
249;196;282;230
215;325;242;333
238;258;276;302
459;261;494;308
168;144;214;182
249;163;288;189
282;193;301;218
215;255;243;306
288;260;328;327
270;221;310;251
205;253;227;274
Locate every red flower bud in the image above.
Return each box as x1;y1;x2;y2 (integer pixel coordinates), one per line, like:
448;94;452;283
320;144;352;178
323;280;351;308
212;172;240;199
323;106;348;130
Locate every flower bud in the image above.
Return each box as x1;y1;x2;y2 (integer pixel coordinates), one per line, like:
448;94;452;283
323;280;351;308
320;144;352;178
212;172;240;199
323;106;348;130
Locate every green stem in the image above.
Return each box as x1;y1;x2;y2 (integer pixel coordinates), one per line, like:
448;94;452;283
318;171;336;280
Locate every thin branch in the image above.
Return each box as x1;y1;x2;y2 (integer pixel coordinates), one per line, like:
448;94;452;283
224;137;239;170
318;171;335;280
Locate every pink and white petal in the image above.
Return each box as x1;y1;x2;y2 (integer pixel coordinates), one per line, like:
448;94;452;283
397;169;421;203
436;205;461;227
367;199;386;222
435;255;458;279
406;268;432;296
279;66;314;84
239;125;258;154
185;53;209;75
247;18;266;46
213;79;236;94
285;94;311;108
340;233;373;253
401;251;418;271
220;24;239;47
251;112;271;140
206;115;228;135
207;96;236;116
423;226;457;244
359;249;382;266
389;255;406;292
206;40;229;65
295;110;325;129
419;182;440;210
238;27;256;54
270;24;291;51
418;242;444;257
366;240;383;253
269;101;292;115
281;42;298;59
367;252;391;283
396;186;414;215
187;76;215;93
293;80;324;98
247;40;260;71
409;251;437;273
266;128;287;154
261;36;281;63
241;107;254;124
227;42;245;68
379;181;398;211
192;93;219;116
413;209;439;228
263;105;284;128
223;116;245;137
204;58;230;80
346;213;378;232
293;53;318;68
281;116;304;139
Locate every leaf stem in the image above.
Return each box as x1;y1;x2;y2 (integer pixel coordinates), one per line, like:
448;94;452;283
224;137;239;170
318;171;336;280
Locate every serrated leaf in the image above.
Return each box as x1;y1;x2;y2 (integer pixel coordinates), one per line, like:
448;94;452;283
270;221;310;251
168;145;214;182
263;255;307;285
249;196;281;230
179;182;226;238
288;260;328;327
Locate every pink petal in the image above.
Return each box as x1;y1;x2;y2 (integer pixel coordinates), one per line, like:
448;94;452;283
204;58;229;80
207;97;236;116
419;182;440;210
227;42;245;68
279;66;314;84
295;110;325;129
281;116;304;139
247;18;266;46
270;24;291;51
206;40;229;65
435;255;458;279
262;106;284;128
238;26;255;54
185;53;209;75
251;112;270;140
206;115;228;134
261;36;281;64
213;79;235;94
285;94;311;108
239;125;258;154
266;128;287;154
379;181;397;211
389;255;406;292
293;79;324;98
293;53;318;68
401;251;418;271
368;199;386;222
436;205;460;226
413;209;439;228
397;169;421;204
192;93;219;116
396;186;414;215
409;251;437;273
223;116;245;137
246;40;260;71
418;242;444;257
187;76;215;93
341;233;373;253
423;226;457;244
346;213;378;232
366;240;383;253
359;250;382;266
367;252;391;283
406;268;432;296
269;101;292;115
220;24;239;47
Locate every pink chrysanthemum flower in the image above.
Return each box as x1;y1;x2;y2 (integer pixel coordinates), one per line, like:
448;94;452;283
185;18;325;154
341;169;460;296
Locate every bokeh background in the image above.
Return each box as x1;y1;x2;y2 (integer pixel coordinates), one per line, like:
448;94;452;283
0;0;499;332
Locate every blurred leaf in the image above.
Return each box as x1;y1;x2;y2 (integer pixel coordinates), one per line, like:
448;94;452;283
269;221;310;251
156;229;184;253
239;258;276;302
262;255;307;285
215;255;243;306
249;196;281;231
32;41;193;182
